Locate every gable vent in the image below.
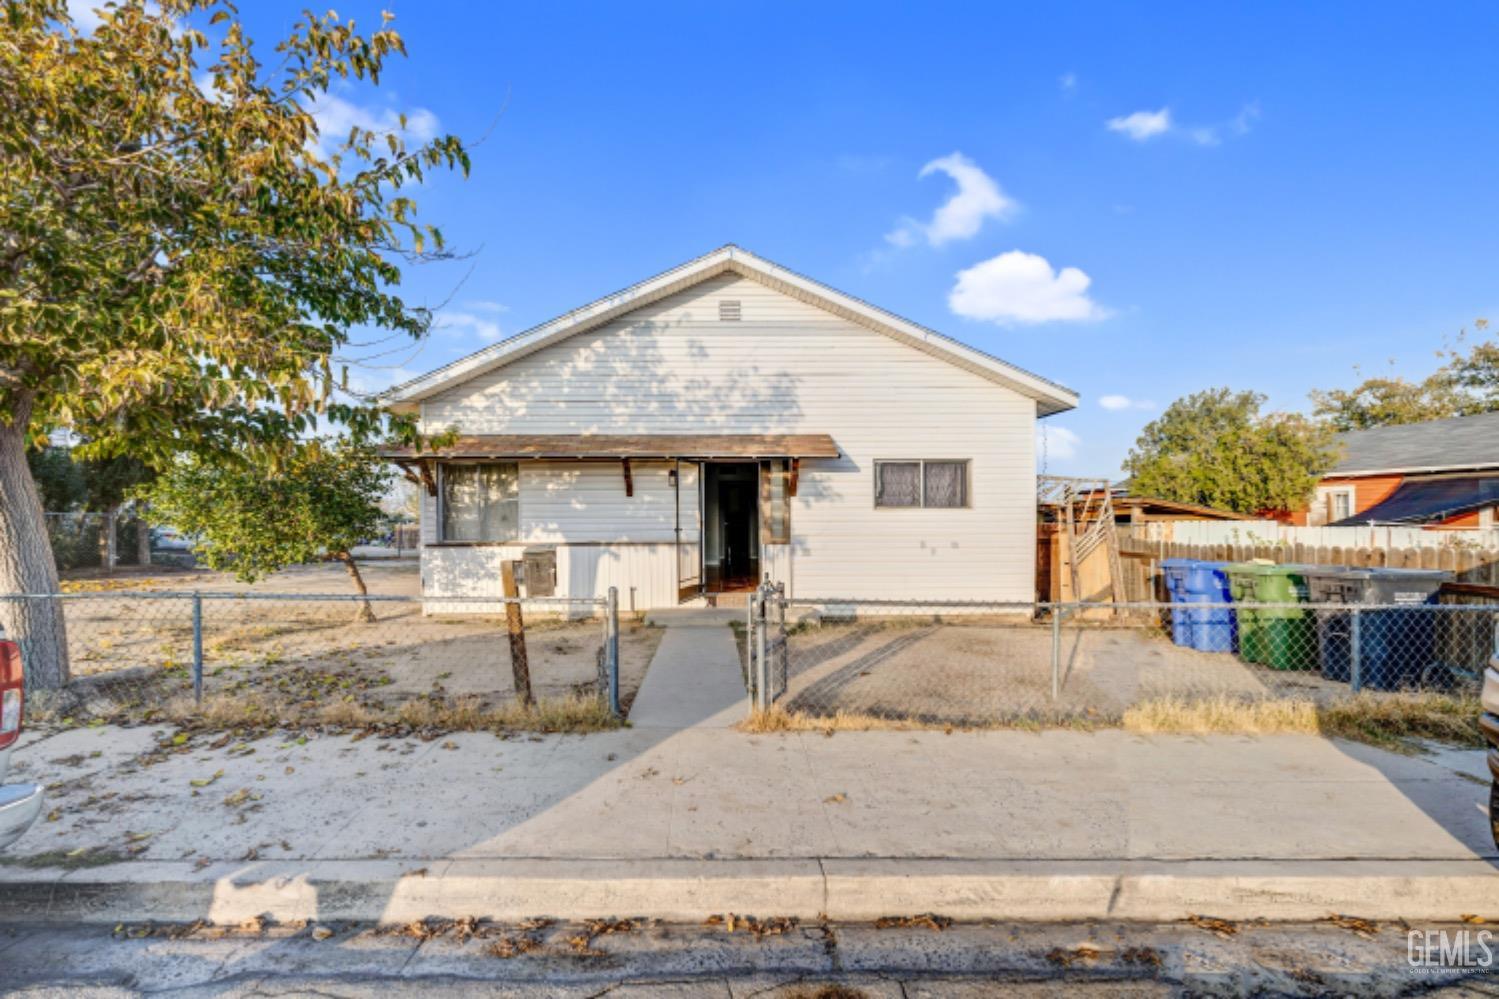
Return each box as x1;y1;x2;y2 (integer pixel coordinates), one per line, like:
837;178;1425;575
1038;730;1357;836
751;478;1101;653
718;299;742;321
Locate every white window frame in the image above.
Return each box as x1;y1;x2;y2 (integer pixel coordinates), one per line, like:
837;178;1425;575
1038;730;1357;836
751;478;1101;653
874;459;971;510
437;461;521;543
1313;485;1356;525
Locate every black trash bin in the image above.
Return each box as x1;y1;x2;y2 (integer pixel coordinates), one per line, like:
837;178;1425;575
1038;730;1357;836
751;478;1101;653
1306;568;1451;690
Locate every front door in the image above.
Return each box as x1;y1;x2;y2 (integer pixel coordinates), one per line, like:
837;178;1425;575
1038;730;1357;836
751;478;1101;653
704;462;760;592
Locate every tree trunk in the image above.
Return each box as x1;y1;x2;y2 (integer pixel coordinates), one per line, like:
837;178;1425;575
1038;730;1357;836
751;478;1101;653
338;551;376;623
0;395;70;690
136;504;151;567
101;504;119;573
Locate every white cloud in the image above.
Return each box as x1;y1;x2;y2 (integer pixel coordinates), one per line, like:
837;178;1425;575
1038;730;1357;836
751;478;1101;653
434;309;503;342
465;300;510;315
1036;425;1080;462
1059;72;1078;93
1099;394;1155;411
1108;103;1259;146
948;251;1109;325
1107;108;1172;142
306;92;440;159
885;152;1017;248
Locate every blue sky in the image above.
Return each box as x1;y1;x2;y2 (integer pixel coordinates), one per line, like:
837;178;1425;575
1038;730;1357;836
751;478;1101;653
179;2;1499;474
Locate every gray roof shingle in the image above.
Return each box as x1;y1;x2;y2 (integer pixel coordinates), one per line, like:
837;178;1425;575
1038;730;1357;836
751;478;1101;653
1332;410;1499;474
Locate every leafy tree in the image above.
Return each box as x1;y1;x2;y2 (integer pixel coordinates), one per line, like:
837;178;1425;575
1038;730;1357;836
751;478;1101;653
1308;372;1470;431
141;440;391;621
1444;319;1499;406
1124;389;1340;515
1311;320;1498;430
0;1;466;687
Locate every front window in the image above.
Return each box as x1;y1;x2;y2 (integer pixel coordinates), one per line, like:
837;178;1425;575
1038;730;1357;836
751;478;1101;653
875;460;969;509
440;463;519;541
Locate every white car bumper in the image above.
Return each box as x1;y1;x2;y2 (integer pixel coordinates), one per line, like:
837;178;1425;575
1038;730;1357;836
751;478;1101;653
0;782;43;851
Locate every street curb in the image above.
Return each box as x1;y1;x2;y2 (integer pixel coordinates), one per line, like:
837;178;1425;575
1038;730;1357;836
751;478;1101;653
1;857;1497;924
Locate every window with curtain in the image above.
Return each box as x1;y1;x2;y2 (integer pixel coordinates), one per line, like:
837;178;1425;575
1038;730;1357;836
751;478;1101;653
875;461;921;508
875;460;969;509
762;461;791;543
440;463;519;541
923;461;967;508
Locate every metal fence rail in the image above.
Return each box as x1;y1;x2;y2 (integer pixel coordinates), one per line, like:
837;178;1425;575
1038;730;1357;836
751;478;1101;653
744;583;1494;725
0;590;622;726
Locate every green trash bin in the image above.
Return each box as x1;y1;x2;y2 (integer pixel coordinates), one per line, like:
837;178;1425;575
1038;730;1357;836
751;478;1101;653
1253;564;1320;671
1225;562;1274;664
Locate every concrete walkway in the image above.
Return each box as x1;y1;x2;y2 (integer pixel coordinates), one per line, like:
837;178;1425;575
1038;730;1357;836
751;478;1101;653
627;618;746;729
1;723;1494;924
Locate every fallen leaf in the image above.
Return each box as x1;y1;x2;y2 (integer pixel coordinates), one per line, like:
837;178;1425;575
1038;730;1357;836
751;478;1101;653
1186;914;1238;938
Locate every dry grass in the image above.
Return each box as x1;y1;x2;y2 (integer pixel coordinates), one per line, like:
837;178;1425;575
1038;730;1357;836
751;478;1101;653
1316;692;1482;749
739;705;1106;735
743;693;1484;750
157;690;622;736
1124;692;1483;749
1122;697;1320;736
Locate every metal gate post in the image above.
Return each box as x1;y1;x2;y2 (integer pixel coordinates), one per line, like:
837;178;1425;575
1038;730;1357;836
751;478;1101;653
773;581;787;701
756;584;769;712
1349;607;1362;693
1050;605;1062;701
605;586;621;716
192;592;204;705
746;589;758;713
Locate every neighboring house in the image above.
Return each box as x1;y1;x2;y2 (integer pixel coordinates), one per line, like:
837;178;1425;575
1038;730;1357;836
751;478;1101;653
379;245;1078;609
1288;411;1499;528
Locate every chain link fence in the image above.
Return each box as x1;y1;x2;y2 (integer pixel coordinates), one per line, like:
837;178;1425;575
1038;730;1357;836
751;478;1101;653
0;590;635;732
745;584;1493;727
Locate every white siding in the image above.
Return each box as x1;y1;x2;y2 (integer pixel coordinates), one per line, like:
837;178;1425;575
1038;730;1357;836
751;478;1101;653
420;273;1038;603
421;543;680;613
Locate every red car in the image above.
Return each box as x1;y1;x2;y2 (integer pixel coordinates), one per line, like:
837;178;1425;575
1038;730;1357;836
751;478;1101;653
0;635;43;850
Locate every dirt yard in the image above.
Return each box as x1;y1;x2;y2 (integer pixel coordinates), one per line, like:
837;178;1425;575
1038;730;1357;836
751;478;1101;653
38;561;665;722
779;616;1349;724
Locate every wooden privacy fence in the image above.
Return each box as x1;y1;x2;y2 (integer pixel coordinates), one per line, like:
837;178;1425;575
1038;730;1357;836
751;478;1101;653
1116;532;1499;588
1042;523;1499;604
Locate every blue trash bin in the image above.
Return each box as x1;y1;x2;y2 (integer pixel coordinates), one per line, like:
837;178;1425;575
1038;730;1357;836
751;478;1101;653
1161;559;1235;653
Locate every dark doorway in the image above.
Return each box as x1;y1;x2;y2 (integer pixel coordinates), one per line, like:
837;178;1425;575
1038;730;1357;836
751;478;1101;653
704;462;759;592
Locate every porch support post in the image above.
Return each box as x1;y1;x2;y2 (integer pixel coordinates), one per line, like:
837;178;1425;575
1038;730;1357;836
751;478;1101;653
789;458;800;497
621;458;633;497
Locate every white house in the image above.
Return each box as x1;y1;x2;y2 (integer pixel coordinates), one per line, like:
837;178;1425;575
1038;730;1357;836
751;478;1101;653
379;246;1078;609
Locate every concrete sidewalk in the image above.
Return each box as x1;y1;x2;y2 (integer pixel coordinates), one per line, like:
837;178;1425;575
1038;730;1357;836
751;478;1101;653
627;618;746;729
1;723;1494;923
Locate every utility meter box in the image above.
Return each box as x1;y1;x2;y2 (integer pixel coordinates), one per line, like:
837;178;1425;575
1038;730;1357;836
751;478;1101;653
521;546;557;598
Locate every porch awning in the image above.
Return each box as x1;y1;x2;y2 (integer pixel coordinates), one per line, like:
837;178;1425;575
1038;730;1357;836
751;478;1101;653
379;433;841;461
1331;474;1499;526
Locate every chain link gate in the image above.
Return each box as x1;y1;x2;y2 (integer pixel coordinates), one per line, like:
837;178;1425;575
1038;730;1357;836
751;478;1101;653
746;580;788;711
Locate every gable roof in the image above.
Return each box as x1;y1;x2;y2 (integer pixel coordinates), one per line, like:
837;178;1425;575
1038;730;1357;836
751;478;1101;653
380;245;1079;416
1330;410;1499;476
